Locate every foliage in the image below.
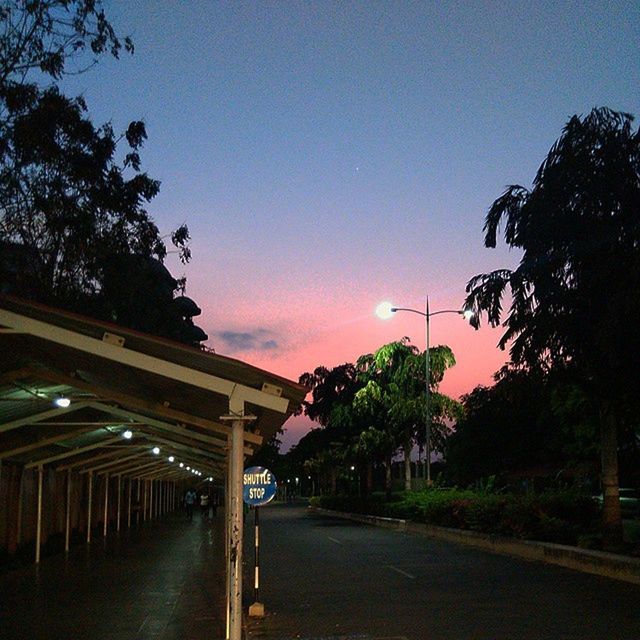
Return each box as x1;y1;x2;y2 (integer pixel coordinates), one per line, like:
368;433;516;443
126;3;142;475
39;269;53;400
464;107;640;544
445;365;584;487
295;338;461;494
313;487;600;546
0;0;133;86
0;1;206;345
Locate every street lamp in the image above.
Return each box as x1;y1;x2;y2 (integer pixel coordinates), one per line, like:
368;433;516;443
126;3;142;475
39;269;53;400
376;297;473;484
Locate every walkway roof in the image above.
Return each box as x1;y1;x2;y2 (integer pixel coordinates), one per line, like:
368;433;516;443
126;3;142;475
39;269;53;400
0;295;306;480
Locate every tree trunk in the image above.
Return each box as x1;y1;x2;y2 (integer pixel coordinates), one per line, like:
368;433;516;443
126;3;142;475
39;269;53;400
385;456;392;497
600;408;622;548
403;433;412;492
366;463;373;495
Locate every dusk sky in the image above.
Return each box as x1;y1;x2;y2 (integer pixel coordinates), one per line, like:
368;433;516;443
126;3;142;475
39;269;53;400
63;1;639;448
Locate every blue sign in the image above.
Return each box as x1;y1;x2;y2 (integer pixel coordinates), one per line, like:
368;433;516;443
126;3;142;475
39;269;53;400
243;466;277;506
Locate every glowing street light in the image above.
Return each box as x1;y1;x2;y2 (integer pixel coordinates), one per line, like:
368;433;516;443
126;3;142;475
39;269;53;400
376;296;473;484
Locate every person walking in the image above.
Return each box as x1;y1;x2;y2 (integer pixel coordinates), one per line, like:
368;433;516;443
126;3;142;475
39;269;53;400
199;491;209;520
184;488;197;521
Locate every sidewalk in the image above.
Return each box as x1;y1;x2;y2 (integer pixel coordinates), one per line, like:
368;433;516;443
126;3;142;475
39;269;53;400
0;511;227;640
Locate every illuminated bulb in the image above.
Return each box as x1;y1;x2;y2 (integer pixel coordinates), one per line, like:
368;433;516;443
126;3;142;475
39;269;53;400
186;466;191;471
122;430;133;440
168;456;175;462
375;302;395;320
54;397;71;408
179;463;184;468
152;446;160;455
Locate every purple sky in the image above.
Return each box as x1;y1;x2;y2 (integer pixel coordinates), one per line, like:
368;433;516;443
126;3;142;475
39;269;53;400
62;1;639;449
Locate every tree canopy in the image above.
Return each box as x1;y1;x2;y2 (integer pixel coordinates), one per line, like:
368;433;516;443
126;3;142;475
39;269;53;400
464;107;640;544
0;1;206;346
295;338;460;494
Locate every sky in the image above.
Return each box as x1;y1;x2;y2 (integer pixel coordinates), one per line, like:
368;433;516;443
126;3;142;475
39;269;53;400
62;1;639;449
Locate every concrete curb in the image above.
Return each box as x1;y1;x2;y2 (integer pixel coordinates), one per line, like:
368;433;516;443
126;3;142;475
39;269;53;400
310;506;640;585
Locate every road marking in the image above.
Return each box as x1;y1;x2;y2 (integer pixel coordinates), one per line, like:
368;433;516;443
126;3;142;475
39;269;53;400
386;565;415;579
328;536;342;544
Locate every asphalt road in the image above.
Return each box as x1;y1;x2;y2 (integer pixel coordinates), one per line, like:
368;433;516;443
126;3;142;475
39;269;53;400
245;503;640;640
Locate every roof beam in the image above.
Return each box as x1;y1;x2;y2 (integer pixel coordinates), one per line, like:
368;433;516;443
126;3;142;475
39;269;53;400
25;435;122;468
99;459;165;477
0;400;92;434
87;402;233;449
56;445;141;471
75;448;151;474
30;369;263;445
0;308;290;413
0;367;36;384
0;426;97;460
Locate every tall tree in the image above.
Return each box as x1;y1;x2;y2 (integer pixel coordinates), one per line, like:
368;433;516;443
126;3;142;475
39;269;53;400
355;339;460;491
464;108;640;545
0;0;132;86
446;365;575;487
0;1;206;345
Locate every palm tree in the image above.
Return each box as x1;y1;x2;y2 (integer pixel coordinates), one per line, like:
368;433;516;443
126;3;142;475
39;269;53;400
465;108;640;546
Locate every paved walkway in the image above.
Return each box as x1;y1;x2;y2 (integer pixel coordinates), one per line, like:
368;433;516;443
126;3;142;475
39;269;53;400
0;511;227;640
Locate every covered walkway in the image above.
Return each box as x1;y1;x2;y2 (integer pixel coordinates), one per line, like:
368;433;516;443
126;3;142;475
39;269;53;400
0;295;306;639
0;510;227;639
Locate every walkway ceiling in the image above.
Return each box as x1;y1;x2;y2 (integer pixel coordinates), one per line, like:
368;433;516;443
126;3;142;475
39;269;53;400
0;295;307;482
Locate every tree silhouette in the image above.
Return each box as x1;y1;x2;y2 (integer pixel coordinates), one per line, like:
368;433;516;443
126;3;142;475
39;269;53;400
465;108;640;545
0;1;206;346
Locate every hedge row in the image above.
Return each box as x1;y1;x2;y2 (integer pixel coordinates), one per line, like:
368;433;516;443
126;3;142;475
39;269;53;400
310;489;600;546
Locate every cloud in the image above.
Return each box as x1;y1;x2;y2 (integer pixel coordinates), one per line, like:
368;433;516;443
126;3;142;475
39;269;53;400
215;328;279;352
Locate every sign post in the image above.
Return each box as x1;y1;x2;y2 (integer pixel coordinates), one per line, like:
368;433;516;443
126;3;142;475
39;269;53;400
243;466;277;618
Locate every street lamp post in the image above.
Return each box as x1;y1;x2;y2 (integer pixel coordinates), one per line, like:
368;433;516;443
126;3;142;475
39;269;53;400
376;297;472;485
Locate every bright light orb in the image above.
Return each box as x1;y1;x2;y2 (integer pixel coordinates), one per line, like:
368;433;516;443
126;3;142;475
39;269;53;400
54;397;71;408
168;456;175;462
152;446;160;455
122;430;133;440
375;301;395;320
179;462;184;468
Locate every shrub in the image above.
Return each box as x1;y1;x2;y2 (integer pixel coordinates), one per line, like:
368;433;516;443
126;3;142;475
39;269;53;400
311;487;599;546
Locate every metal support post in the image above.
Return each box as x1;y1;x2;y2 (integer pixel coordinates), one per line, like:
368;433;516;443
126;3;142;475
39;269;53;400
35;466;43;564
116;475;122;532
142;479;148;522
127;477;132;528
248;506;264;617
87;471;93;543
103;473;109;538
224;412;254;640
65;468;72;552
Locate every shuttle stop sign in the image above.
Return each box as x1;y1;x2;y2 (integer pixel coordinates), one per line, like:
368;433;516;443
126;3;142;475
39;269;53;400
243;466;277;506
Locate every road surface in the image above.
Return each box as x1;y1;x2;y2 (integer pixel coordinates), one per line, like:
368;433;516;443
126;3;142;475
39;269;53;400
245;503;640;640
